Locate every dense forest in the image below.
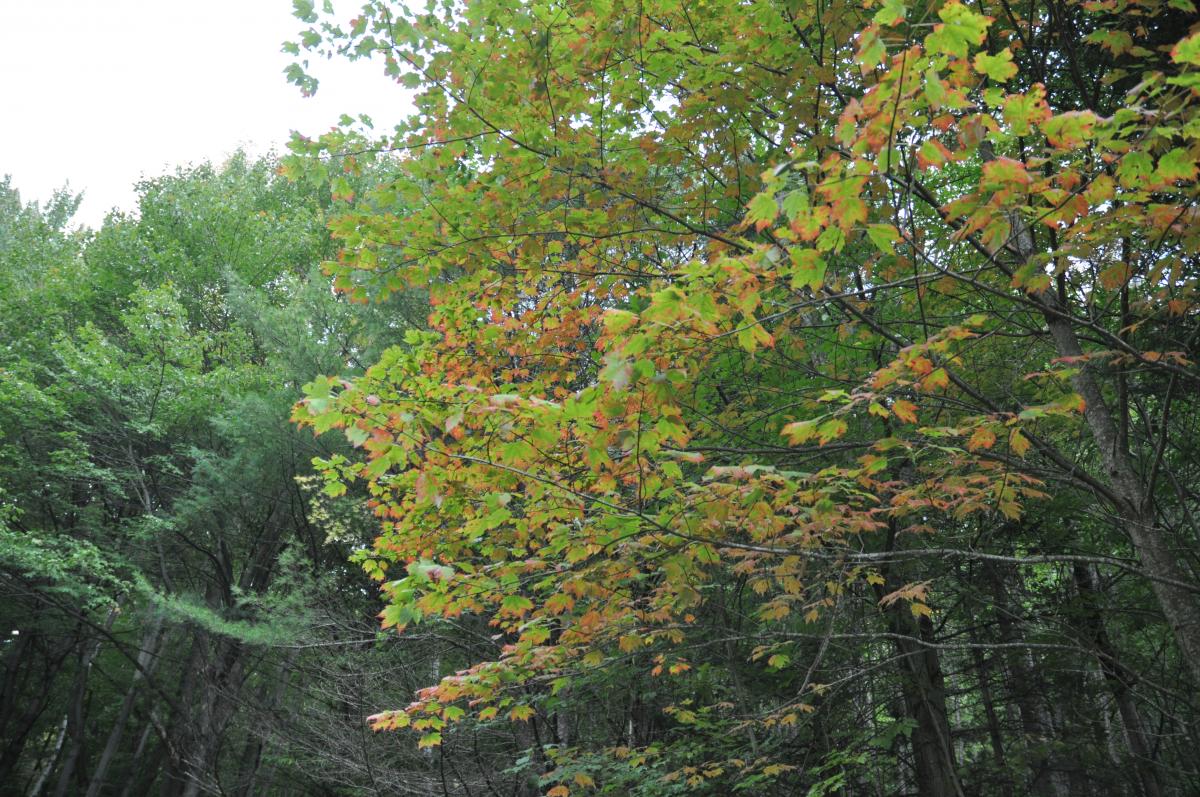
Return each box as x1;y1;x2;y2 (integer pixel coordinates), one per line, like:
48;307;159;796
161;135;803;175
4;0;1200;794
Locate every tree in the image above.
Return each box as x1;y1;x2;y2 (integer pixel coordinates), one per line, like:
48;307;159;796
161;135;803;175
291;0;1200;793
0;155;440;796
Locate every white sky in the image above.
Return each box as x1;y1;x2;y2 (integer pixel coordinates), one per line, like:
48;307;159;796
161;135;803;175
0;0;410;227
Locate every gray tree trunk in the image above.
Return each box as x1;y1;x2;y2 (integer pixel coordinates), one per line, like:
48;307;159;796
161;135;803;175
1072;564;1163;797
84;615;164;797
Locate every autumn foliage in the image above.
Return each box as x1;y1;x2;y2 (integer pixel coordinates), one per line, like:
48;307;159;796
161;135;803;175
290;0;1200;792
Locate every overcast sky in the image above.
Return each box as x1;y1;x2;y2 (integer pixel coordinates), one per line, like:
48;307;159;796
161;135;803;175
0;0;409;227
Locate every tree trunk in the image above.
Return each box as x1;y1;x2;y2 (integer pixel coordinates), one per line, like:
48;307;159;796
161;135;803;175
1072;564;1163;797
118;719;165;797
970;646;1014;797
874;522;962;797
233;650;296;797
1036;287;1200;685
51;607;118;797
84;615;164;797
27;714;67;797
985;564;1070;797
991;142;1200;686
177;635;248;797
885;607;962;797
0;628;72;785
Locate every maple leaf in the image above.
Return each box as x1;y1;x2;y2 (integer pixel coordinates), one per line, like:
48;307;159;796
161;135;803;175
874;0;906;26
967;427;996;451
1003;87;1052;135
1042;111;1099;149
1171;31;1200;65
747;192;779;231
867;223;901;254
1156;149;1198;184
1009;429;1032;457
974;48;1017;82
925;2;992;59
892;399;919;423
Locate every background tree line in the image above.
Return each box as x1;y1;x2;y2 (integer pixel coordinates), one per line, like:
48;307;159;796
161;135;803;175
0;158;457;795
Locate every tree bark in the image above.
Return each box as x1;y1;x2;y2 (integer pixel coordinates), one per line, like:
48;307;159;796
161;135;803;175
970;645;1015;797
177;637;247;797
884;606;962;797
868;518;963;796
1041;301;1200;685
118;718;165;797
0;629;66;786
1072;564;1163;797
27;714;67;797
84;614;164;797
51;607;118;797
985;563;1071;797
233;650;296;797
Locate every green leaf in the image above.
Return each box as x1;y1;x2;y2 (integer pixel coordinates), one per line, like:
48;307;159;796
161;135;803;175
789;248;827;291
1172;32;1200;65
499;595;534;617
782;188;810;219
1156;148;1197;183
292;0;317;23
973;48;1017;82
1002;89;1050;136
1041;111;1099;149
782;418;819;444
856;26;887;74
867;223;901;254
816;226;845;253
747;192;779;231
817;418;848;445
925;2;991;59
924;67;947;109
873;0;906;26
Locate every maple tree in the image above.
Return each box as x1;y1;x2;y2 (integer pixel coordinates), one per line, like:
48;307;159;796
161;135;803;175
283;0;1200;792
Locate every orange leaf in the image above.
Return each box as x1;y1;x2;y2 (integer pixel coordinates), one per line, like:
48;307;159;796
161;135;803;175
967;427;996;451
892;400;919;424
922;368;950;392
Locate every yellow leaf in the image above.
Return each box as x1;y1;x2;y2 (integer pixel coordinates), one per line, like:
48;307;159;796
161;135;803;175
782;418;819;444
817;418;848;445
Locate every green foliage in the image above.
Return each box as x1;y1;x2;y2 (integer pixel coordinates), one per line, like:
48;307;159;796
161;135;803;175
287;0;1200;792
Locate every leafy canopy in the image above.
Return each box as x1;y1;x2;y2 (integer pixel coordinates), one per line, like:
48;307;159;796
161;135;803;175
289;0;1200;788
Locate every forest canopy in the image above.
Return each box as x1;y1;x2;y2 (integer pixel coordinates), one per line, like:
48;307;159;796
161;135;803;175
3;0;1200;795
